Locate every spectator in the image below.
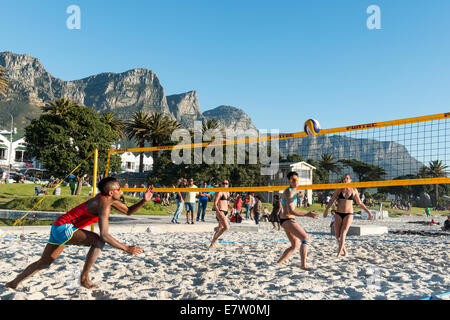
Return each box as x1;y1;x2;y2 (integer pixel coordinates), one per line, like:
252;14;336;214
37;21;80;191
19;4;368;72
233;193;242;220
425;207;431;217
139;184;145;198
269;194;281;231
254;195;262;225
196;182;209;222
244;194;251;220
53;185;61;196
69;179;77;195
34;184;41;196
249;192;256;220
171;178;186;224
330;209;336;235
184;178;198;224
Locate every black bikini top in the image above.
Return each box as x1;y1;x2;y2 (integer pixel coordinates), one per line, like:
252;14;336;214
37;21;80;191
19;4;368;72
338;190;354;201
220;193;230;201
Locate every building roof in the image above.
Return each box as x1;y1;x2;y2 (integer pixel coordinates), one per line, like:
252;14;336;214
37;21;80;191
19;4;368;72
270;161;316;170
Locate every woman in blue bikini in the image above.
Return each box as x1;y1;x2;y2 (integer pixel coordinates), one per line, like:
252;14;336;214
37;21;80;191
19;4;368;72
277;171;318;270
324;174;374;257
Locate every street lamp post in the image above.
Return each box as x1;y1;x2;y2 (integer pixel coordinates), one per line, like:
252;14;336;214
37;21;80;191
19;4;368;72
7;113;13;183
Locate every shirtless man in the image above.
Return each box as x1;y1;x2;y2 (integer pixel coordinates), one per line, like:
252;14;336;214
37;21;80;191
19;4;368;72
324;173;374;257
209;179;231;249
5;177;154;290
277;171;318;270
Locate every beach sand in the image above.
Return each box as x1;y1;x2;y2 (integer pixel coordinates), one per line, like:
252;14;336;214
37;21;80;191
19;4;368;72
0;215;448;300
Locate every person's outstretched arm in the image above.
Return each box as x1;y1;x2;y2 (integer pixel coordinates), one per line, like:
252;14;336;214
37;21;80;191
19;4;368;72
112;186;154;216
285;190;318;219
97;199;142;255
324;189;339;217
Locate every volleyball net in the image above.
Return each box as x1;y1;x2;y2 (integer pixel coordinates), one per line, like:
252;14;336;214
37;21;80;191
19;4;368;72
103;112;450;193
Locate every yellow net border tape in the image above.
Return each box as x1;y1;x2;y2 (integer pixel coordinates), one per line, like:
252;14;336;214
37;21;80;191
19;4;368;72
121;177;450;193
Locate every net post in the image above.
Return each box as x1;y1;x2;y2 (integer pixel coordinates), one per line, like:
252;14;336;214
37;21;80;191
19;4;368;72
91;149;99;232
105;150;111;178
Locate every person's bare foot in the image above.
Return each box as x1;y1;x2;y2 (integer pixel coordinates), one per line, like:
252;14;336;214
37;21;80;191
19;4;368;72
208;241;218;250
80;276;99;289
5;281;18;290
300;264;312;271
343;247;348;256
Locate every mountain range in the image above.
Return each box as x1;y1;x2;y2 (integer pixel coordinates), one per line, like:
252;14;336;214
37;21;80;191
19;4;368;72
0;51;256;133
0;51;423;179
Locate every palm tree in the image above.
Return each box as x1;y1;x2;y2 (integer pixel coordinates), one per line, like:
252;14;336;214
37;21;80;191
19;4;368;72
125;111;153;173
126;111;182;172
41;98;79;116
319;153;341;182
0;66;9;97
146;113;182;165
426;160;448;207
100;112;126;139
202;119;220;134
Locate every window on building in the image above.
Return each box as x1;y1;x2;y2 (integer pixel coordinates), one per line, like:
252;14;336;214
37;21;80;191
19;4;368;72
126;162;135;170
0;148;6;160
15;150;24;162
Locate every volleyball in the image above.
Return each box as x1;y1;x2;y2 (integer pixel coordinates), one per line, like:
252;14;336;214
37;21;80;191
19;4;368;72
304;119;321;136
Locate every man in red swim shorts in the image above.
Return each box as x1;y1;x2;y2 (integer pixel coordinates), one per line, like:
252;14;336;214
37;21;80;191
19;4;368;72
5;177;154;290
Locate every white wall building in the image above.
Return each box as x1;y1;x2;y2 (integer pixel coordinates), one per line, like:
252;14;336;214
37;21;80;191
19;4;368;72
265;161;316;204
0;132;36;170
119;152;153;172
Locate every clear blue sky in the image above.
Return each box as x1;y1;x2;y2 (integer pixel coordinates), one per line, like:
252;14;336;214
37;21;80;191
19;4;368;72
1;0;449;133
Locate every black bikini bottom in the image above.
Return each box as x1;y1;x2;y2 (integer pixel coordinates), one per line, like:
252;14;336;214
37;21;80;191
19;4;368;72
279;218;295;226
335;212;353;219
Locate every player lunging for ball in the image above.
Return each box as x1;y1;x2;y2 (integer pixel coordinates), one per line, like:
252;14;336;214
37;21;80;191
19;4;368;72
6;177;154;290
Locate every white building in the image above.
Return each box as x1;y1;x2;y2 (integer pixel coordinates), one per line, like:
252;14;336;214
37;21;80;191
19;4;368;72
0;132;36;170
119;152;153;172
265;161;316;204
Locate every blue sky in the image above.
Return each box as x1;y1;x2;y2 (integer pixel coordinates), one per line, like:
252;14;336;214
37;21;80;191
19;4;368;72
1;0;449;133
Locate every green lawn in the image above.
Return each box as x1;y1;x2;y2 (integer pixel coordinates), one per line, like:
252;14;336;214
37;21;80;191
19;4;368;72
0;184;448;227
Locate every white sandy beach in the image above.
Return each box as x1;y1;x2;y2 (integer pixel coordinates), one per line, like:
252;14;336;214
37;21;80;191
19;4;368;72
0;215;449;300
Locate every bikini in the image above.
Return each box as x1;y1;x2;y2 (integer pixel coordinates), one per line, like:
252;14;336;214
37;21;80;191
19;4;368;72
335;191;354;219
280;187;310;245
279;188;298;226
218;192;230;215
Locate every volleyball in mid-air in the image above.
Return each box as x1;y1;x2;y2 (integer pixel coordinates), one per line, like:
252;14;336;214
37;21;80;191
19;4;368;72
304;119;321;136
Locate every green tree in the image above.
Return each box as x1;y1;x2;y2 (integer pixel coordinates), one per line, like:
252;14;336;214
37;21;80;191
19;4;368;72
338;159;386;182
426;160;448;207
318;153;341;183
100;111;126;139
126;111;181;173
40;98;79;116
280;154;304;163
0;66;9;97
25;104;121;195
125;111;153;173
202;119;220;133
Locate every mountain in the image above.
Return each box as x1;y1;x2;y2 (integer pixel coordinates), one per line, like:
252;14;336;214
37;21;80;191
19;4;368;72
203;105;257;132
0;51;256;132
166;90;204;128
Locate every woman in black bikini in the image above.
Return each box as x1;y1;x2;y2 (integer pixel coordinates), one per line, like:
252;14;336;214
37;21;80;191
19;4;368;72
209;179;231;249
277;171;318;270
324;174;374;257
